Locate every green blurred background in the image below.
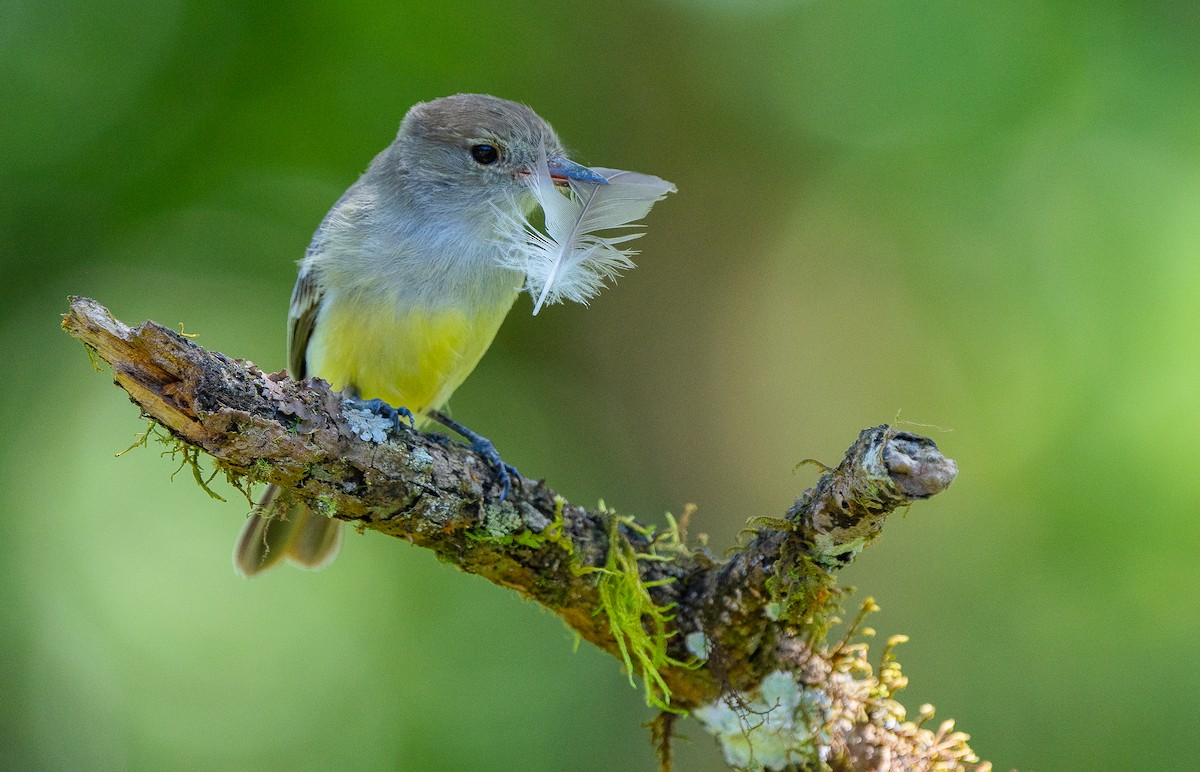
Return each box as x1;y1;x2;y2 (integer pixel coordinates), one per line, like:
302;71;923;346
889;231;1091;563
4;1;1199;769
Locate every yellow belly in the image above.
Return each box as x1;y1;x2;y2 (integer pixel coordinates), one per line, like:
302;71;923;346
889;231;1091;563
304;295;513;422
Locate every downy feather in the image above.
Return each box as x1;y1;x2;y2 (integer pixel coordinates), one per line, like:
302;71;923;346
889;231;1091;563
497;144;675;314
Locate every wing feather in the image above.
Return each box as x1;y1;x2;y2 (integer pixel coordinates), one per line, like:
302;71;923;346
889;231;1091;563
286;183;370;378
287;266;322;379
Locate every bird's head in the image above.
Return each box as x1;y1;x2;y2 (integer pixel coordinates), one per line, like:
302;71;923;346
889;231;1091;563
391;93;606;217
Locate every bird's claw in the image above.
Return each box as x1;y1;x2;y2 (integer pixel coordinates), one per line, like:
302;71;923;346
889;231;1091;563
353;397;415;432
469;436;522;501
426;410;520;500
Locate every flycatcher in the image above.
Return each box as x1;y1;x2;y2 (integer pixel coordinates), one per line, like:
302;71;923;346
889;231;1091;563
234;93;606;577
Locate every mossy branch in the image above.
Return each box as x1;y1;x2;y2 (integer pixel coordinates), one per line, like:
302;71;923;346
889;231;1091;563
61;296;986;771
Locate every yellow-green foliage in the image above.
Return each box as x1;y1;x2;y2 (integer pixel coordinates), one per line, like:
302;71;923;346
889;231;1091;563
578;510;691;712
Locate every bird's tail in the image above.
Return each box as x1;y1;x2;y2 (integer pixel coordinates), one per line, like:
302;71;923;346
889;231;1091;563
233;483;343;577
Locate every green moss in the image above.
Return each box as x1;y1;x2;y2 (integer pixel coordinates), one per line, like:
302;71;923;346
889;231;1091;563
541;497;574;557
114;419;160;458
872;633;911;701
248;458;274;479
118;419;241;503
165;438;227;502
310;494;337;518
221;467;255;504
765;549;846;643
468;495;575;557
731;515;791;554
745;515;791;531
578;511;692;713
620;508;693;564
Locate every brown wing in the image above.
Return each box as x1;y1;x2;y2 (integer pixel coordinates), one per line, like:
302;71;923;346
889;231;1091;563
287;265;322;379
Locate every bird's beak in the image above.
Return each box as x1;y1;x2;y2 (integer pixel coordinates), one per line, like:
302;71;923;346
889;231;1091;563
546;156;609;186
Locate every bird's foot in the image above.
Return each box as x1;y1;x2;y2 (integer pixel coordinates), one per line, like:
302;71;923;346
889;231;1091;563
429;410;521;500
360;398;415;430
469;436;521;501
343;396;415;442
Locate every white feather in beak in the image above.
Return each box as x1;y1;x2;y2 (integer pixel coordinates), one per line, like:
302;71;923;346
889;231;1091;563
497;142;676;315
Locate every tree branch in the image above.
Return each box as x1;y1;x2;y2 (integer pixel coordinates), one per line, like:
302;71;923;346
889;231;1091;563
62;296;986;771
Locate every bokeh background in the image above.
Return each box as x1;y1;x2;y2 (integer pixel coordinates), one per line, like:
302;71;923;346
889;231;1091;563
4;1;1199;769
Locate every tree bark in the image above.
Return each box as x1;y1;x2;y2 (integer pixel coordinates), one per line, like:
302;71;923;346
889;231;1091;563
62;296;986;771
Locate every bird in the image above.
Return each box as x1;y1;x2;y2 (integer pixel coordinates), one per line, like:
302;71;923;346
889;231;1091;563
233;93;607;577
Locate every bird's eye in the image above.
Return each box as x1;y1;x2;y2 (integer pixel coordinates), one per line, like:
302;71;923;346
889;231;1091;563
470;144;500;165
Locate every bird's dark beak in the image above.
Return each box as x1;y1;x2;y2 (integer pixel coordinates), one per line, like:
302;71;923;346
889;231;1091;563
546;157;609;186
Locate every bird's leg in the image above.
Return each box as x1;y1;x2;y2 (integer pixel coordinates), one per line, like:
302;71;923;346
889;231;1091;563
428;409;520;500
